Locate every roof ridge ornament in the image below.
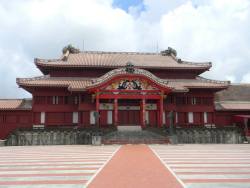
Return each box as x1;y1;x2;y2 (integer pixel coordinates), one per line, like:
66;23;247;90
62;44;80;61
161;47;177;57
125;62;135;74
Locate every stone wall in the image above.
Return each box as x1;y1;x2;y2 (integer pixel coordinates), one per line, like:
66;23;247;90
4;127;245;145
5;129;101;146
175;127;244;144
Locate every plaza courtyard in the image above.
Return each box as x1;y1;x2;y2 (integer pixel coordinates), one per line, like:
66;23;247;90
0;144;249;188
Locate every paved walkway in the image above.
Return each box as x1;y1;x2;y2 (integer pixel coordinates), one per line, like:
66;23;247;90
151;144;250;188
88;144;183;188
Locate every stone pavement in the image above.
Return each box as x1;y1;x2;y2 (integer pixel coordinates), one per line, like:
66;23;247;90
0;144;250;188
151;144;250;188
0;145;119;188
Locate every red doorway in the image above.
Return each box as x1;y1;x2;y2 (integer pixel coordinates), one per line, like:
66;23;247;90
148;110;157;127
118;110;140;125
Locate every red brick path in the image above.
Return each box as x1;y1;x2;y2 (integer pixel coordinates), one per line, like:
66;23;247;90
88;145;183;188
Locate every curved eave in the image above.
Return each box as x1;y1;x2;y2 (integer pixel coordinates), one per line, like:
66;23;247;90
186;85;229;90
0;108;31;111
17;81;70;93
35;60;211;74
216;108;250;112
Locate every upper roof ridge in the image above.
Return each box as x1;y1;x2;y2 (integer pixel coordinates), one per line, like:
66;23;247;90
180;60;212;67
35;58;62;64
196;76;230;85
230;83;250;86
0;99;23;101
17;75;50;83
81;51;159;55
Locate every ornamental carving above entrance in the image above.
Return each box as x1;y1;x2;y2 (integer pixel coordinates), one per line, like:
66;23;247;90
104;78;158;90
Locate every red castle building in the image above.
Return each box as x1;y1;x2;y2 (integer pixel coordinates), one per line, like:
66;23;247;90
0;46;249;143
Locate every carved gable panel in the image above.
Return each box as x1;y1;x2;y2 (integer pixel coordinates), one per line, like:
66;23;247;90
103;78;159;90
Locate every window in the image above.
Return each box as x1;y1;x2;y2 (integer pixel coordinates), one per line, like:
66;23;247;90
72;112;78;124
107;111;113;125
64;96;68;104
188;112;194;123
196;97;202;105
204;112;208;123
40;112;45;124
0;114;4;123
163;111;166;124
90;111;96;125
176;97;187;105
145;111;149;124
52;96;59;104
191;97;196;105
175;112;178;123
203;97;213;105
74;96;78;105
166;96;174;104
34;96;46;104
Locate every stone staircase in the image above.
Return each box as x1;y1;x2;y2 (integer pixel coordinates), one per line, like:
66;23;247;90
102;130;169;145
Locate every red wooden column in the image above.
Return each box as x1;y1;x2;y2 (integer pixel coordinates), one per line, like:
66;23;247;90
140;98;146;128
158;94;164;128
95;91;100;127
114;98;118;126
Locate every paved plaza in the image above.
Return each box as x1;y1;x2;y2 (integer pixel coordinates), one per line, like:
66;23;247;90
151;144;250;188
0;145;119;188
0;144;249;187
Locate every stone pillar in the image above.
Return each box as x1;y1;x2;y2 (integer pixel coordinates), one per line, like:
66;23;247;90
114;98;118;126
140;98;146;128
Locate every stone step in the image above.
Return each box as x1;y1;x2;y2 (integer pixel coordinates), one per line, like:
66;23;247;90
117;125;142;131
102;139;169;145
102;129;168;144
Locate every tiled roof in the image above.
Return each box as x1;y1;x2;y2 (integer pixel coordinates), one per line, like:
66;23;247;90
35;51;212;70
0;99;32;111
215;101;250;111
17;70;229;92
215;84;250;101
17;76;92;90
215;84;250;111
166;77;229;90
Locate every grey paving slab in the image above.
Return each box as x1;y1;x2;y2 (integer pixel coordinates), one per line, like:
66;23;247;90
151;144;250;188
0;145;119;188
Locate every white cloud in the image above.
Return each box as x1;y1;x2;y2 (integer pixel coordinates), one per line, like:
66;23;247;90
241;72;250;82
155;0;250;82
0;48;40;98
0;0;250;98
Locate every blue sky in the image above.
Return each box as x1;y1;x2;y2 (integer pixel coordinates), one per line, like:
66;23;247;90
112;0;145;12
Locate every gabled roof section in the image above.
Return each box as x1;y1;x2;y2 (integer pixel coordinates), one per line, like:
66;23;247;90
0;99;32;111
17;75;92;91
17;69;229;93
35;51;212;73
215;84;250;111
166;76;229;90
215;84;250;101
215;101;250;111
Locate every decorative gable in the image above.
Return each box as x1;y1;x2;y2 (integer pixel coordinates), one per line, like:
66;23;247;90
104;78;159;91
